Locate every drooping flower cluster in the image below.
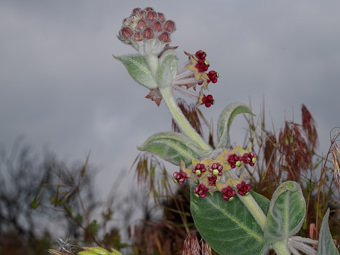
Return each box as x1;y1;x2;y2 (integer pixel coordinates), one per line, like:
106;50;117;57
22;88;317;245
118;7;176;55
173;146;256;202
173;50;219;108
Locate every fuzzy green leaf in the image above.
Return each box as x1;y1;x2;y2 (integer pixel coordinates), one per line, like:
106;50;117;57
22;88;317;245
138;132;202;166
157;50;177;88
190;185;270;255
217;103;254;148
114;54;158;89
318;209;340;255
264;181;306;244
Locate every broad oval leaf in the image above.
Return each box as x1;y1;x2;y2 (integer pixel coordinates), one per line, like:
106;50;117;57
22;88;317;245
318;209;340;255
264;181;306;244
190;186;270;255
217;103;254;148
138;132;202;166
157;50;177;88
114;54;158;89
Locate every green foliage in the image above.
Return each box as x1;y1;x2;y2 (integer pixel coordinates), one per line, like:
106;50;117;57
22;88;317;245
114;54;158;89
190;184;270;255
156;50;178;88
89;220;99;237
264;181;306;244
318;209;340;255
79;246;122;255
138;132;203;166
217;103;254;148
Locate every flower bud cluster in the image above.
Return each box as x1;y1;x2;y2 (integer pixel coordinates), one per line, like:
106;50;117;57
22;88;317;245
118;7;176;55
173;147;257;202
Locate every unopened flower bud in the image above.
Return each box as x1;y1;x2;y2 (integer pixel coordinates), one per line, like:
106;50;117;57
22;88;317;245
136;19;147;31
142;27;154;39
123;18;130;26
145;7;154;11
133;32;143;41
151;21;163;33
163;20;176;32
158;31;171;42
120;27;134;39
139;10;147;19
157;12;165;22
146;11;158;23
131;8;141;15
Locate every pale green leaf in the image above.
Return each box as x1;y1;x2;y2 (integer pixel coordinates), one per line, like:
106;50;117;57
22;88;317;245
138;132;202;166
318;209;340;255
264;181;306;244
114;54;157;89
157;50;177;88
217;103;254;148
190;184;270;255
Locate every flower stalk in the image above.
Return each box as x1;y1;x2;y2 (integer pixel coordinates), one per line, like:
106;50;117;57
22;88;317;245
160;86;211;151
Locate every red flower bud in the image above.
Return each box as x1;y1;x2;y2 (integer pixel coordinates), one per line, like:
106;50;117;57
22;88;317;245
142;27;154;39
163;20;176;32
157;12;166;22
145;11;158;23
133;32;143;41
138;10;147;19
158;31;171;43
131;8;141;15
136;19;147;31
119;27;134;39
151;21;163;33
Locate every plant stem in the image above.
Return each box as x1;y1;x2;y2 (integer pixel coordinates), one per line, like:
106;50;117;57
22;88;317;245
272;240;291;255
237;193;267;230
159;86;211;151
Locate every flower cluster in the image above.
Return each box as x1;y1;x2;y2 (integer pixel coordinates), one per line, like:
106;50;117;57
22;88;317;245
118;7;176;55
117;8;219;108
172;50;219;108
227;152;257;168
173;146;257;202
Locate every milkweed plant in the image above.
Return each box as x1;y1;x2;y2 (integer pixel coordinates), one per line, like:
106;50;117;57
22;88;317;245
83;7;339;255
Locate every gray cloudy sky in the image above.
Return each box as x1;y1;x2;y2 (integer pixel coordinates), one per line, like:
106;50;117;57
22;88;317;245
1;0;340;200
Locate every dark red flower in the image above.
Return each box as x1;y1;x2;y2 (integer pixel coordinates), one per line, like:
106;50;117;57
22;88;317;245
209;162;223;176
207;70;219;83
227;154;241;168
236;181;251;196
221;186;236;201
201;94;214;108
173;169;188;185
195;50;207;60
195;59;210;73
208;175;217;186
192;163;206;177
194;183;209;198
241;152;257;166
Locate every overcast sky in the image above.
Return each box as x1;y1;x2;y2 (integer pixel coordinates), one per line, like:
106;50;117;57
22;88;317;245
1;0;340;204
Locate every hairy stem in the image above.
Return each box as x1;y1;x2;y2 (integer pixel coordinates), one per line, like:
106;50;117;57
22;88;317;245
237;193;267;230
159;86;211;151
272;241;291;255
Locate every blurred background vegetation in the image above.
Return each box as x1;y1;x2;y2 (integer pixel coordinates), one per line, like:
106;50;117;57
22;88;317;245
0;104;339;255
